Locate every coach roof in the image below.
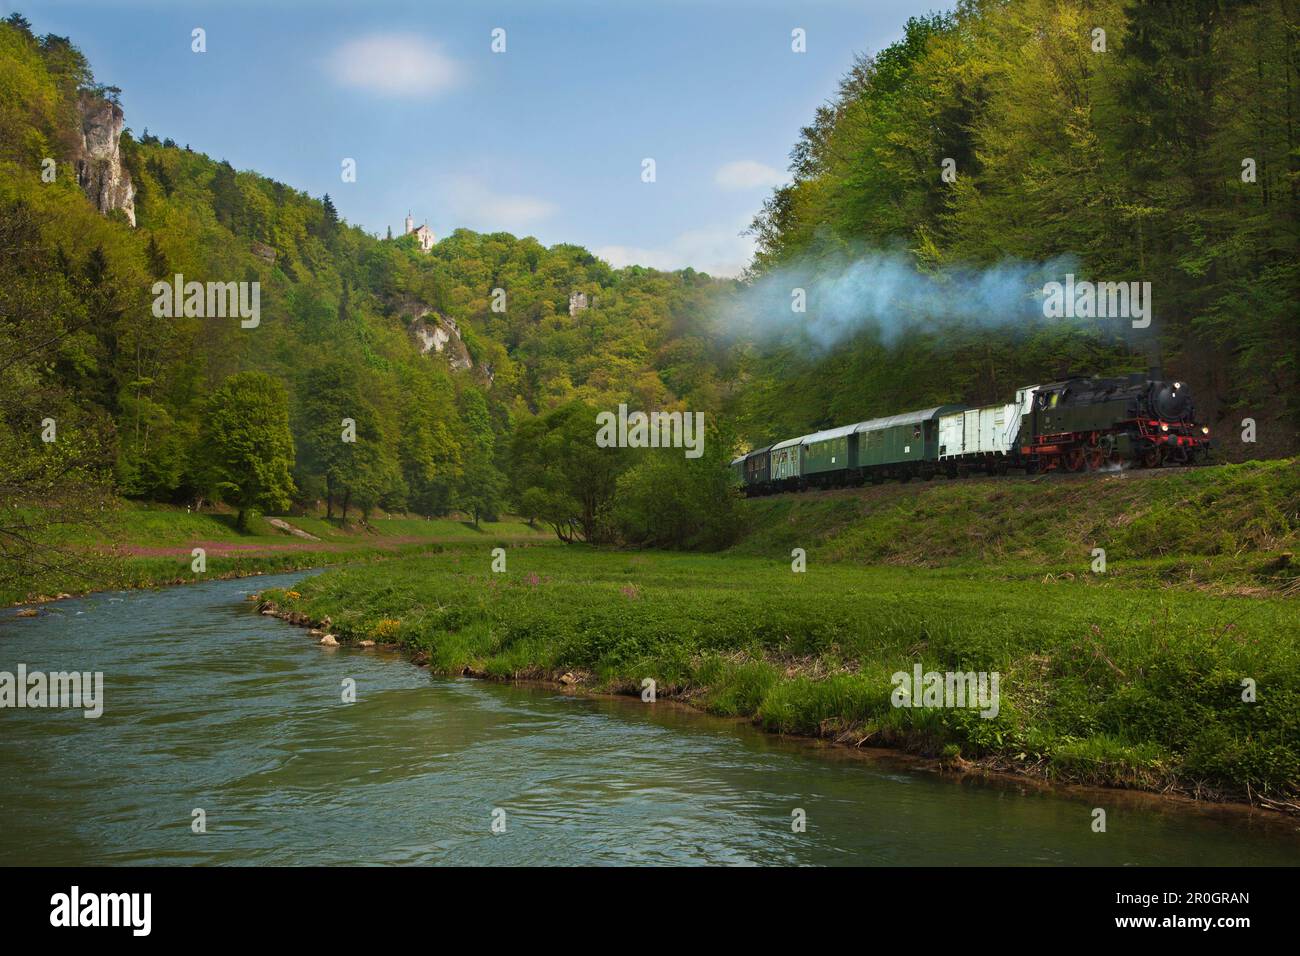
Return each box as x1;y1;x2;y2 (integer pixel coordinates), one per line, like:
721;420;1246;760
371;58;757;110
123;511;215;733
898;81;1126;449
853;406;953;432
801;423;858;444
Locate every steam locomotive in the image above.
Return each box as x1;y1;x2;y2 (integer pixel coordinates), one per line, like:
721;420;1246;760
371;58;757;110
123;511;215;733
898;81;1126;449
730;370;1213;493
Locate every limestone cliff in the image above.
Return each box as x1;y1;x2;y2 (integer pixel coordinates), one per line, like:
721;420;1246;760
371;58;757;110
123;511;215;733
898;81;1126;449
74;93;135;226
409;312;473;372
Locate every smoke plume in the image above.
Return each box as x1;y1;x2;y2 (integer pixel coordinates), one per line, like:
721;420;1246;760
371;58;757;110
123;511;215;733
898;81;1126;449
726;248;1083;350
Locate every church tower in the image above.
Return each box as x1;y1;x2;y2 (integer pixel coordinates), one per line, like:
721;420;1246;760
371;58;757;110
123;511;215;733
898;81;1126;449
403;211;436;252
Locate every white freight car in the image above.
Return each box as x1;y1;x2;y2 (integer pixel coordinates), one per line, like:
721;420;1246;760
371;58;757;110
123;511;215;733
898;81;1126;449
936;386;1037;473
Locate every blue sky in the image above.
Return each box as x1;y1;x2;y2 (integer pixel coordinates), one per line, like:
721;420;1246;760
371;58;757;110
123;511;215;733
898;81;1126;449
12;0;944;275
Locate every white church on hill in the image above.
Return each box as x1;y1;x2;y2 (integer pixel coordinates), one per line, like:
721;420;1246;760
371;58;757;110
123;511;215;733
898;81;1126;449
404;212;436;253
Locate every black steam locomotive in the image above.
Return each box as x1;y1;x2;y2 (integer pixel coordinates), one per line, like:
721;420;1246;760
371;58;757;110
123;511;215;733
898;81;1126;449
1022;372;1212;472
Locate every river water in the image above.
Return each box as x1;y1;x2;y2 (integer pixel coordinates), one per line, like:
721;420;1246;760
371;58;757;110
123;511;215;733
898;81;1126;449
1;572;1296;866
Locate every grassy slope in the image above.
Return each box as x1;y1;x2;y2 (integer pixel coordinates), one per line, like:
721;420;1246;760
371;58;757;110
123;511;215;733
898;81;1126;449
5;503;550;604
258;460;1300;808
734;458;1299;595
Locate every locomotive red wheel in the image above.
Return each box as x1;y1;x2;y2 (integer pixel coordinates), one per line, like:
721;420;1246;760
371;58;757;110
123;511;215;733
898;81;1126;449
1085;447;1106;471
1141;447;1161;469
1065;448;1087;472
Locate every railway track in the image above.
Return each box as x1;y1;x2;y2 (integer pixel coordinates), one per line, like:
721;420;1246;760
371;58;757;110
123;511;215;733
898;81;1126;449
744;461;1216;500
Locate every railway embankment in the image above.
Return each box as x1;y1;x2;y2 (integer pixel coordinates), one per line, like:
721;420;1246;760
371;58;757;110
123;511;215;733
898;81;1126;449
732;458;1298;595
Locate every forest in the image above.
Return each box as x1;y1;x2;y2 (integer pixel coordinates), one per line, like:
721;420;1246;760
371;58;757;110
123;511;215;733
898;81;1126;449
1;0;1296;588
0;11;743;581
739;0;1296;450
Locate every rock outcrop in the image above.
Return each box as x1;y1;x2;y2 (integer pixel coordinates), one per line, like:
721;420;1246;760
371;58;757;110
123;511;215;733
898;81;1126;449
251;240;277;263
74;94;135;226
404;308;473;372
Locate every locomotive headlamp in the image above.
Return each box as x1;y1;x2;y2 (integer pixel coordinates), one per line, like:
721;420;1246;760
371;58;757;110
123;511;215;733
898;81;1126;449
1202;426;1209;435
1173;382;1181;389
1161;423;1169;432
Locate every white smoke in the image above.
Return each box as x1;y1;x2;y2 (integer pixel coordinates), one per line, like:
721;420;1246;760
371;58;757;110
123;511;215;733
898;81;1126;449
726;248;1083;350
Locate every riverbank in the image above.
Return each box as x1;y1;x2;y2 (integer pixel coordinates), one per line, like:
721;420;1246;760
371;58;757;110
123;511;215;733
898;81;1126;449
9;462;1297;812
10;570;1294;867
254;544;1300;813
3;502;552;606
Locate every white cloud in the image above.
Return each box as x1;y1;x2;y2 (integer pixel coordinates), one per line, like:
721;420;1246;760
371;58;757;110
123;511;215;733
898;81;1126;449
596;227;755;278
714;160;783;191
440;177;557;232
329;34;461;97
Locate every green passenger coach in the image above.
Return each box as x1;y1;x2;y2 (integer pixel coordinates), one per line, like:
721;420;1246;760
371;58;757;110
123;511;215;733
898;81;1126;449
801;424;858;487
853;406;964;481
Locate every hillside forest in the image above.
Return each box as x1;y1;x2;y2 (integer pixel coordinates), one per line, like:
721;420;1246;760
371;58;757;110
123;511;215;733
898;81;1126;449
0;0;1295;588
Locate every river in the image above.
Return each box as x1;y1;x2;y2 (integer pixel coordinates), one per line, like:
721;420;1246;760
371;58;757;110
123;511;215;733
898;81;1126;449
2;572;1296;866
